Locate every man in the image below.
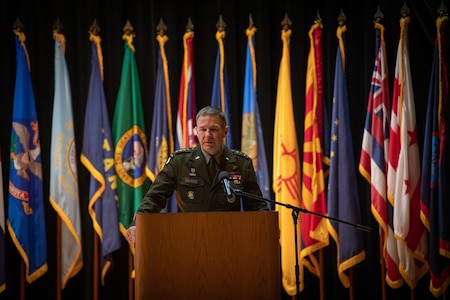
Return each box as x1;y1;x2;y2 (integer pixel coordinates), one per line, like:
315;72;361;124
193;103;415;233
126;106;268;245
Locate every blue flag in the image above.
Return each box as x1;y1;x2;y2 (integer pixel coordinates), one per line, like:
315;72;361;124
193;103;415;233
326;25;365;288
7;30;47;283
146;34;176;212
211;28;233;148
49;32;83;288
81;35;122;285
420;14;450;297
241;27;270;201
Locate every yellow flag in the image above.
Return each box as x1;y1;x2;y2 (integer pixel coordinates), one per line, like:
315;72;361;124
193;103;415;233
273;28;302;296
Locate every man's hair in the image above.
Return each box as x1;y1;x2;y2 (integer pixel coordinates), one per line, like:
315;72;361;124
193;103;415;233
196;106;227;127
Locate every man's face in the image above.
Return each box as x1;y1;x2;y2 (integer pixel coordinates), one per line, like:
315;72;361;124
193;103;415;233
195;114;228;156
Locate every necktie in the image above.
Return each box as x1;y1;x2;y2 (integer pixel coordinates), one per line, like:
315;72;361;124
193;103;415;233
208;157;217;182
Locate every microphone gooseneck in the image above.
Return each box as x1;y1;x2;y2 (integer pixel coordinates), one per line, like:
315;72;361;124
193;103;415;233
218;171;233;199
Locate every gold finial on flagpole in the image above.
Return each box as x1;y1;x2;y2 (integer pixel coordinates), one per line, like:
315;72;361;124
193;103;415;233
281;13;292;30
156;18;167;36
185;17;194;32
123;19;134;35
89;19;101;36
216;15;226;31
374;6;384;23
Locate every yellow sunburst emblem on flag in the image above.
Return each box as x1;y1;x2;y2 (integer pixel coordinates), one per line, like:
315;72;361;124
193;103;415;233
114;126;148;187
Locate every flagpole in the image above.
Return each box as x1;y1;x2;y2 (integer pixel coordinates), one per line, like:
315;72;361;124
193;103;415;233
56;215;61;300
93;232;99;300
319;249;324;300
128;249;133;300
349;269;354;300
20;259;25;300
51;20;63;300
374;9;388;300
87;21;100;300
379;232;386;300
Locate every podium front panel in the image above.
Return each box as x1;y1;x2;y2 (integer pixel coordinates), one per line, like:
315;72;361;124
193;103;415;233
135;211;280;300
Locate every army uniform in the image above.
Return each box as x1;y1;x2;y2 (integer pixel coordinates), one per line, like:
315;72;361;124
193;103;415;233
135;145;269;214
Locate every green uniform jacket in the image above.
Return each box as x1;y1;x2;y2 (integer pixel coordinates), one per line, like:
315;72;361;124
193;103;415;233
135;145;269;216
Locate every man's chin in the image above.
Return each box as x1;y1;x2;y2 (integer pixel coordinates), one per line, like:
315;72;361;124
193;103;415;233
203;145;219;155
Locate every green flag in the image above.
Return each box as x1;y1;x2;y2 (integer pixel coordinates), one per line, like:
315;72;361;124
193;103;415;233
112;31;150;242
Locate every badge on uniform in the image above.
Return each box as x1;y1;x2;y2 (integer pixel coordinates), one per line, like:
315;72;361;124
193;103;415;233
229;174;241;185
187;190;195;200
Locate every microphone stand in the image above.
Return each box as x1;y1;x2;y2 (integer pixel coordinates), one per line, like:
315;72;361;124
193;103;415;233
232;188;371;299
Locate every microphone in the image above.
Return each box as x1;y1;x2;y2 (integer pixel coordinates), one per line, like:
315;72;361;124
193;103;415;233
218;171;233;199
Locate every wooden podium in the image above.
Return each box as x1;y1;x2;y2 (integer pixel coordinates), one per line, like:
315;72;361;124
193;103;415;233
135;211;280;300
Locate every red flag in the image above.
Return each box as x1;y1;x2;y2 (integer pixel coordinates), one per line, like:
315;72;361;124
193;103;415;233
387;15;428;289
176;28;197;149
359;22;403;287
300;21;329;282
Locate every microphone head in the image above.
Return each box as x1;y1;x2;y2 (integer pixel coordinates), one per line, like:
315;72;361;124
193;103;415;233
218;171;229;181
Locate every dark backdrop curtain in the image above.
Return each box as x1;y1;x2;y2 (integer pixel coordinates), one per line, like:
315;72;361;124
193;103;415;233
0;0;446;299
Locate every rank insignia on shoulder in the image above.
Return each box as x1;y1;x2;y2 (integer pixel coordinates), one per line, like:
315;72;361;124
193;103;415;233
231;149;250;159
173;148;192;155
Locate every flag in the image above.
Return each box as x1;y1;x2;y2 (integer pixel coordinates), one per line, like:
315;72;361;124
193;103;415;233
300;20;329;282
0;150;5;293
387;15;428;289
241;25;270;200
211;22;233;148
176;29;197;149
146;33;176;212
359;22;404;288
49;32;83;288
420;14;450;297
112;30;150;240
327;24;366;288
7;29;47;284
273;27;301;296
80;33;121;285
